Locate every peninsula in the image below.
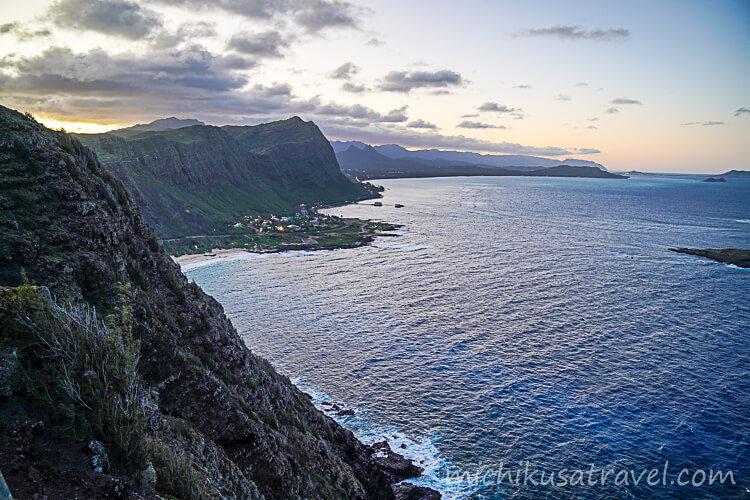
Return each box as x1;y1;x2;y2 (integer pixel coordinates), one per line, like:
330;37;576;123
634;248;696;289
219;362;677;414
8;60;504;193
670;248;750;268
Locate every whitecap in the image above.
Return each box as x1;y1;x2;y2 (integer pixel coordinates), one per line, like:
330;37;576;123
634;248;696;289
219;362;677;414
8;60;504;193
290;376;478;500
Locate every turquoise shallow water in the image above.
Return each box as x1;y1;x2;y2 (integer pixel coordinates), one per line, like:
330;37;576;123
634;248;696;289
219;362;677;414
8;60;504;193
185;175;750;499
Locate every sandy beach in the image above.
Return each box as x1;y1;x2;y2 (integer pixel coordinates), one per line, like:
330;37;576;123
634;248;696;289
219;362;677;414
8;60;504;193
171;248;250;266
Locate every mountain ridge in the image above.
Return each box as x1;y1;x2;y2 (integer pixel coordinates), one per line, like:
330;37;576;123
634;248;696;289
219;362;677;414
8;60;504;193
331;140;607;170
336;143;625;180
77;117;377;239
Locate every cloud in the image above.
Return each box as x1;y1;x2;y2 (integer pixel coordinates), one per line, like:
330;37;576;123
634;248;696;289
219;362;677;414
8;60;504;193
407;119;437;129
576;148;600;154
735;107;750;116
306;99;408;123
150;22;216;49
460;113;479;118
478;102;518;113
330;62;358;79
611;97;642;105
0;45;284;122
683;121;724;126
340;82;367;93
605;107;619;114
514;84;532;89
457;120;504;129
366;37;383;46
588;117;599;121
521;25;630;42
0;22;52;41
294;0;360;32
555;94;571;101
575;82;588;87
48;0;162;39
378;69;463;92
587;125;598;129
153;0;361;32
228;31;290;58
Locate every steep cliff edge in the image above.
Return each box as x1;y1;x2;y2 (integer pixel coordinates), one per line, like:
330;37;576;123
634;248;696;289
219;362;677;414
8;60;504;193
77;117;377;239
0;106;431;498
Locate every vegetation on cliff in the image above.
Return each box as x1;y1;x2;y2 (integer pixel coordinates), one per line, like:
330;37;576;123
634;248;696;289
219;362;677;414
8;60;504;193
0;105;430;499
76;117;380;239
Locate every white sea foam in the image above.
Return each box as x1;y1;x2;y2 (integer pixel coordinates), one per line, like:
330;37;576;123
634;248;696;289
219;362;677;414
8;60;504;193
181;251;270;271
736;219;750;223
290;376;477;500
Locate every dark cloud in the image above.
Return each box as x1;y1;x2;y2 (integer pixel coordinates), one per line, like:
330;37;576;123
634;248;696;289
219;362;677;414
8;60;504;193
514;84;532;89
457;120;504;129
0;22;52;40
407;119;437;129
306;99;408;123
0;23;18;34
378;70;463;93
735;107;750;116
294;0;360;31
0;45;284;122
154;0;361;32
555;94;571;101
682;120;724;126
330;62;358;79
340;82;367;93
605;107;619;114
522;25;630;42
460;113;479;118
478;102;518;113
576;148;600;154
611;97;642;105
48;0;162;39
228;31;290;58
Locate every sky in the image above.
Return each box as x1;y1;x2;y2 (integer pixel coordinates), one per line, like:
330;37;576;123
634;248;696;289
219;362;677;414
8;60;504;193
0;0;748;173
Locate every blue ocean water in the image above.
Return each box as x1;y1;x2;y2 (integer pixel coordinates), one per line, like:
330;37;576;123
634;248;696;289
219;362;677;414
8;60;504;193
185;175;750;499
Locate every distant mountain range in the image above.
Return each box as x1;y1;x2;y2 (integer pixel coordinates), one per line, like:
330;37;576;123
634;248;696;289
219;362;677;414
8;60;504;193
330;140;607;171
720;170;750;178
332;142;624;181
77;118;375;238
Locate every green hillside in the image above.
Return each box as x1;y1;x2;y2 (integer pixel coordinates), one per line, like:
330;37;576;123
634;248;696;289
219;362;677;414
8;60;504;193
77;117;377;239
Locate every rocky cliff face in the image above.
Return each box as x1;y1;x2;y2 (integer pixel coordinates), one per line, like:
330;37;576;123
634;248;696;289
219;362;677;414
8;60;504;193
0;106;426;498
77;117;375;238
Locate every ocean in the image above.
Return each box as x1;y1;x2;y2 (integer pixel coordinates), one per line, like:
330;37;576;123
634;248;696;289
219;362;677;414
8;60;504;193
184;175;750;499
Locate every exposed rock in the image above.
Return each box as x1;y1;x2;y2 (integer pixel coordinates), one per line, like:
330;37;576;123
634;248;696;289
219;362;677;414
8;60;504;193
393;482;442;500
370;441;423;483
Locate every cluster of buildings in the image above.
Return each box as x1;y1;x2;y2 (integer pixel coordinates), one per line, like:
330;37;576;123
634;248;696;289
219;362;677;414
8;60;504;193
232;205;339;233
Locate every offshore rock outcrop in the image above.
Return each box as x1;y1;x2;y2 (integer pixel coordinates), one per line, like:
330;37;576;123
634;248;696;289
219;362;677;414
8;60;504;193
0;106;436;499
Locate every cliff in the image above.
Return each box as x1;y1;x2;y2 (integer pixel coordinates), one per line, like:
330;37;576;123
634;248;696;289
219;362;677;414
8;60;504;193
77;117;376;239
0;106;431;499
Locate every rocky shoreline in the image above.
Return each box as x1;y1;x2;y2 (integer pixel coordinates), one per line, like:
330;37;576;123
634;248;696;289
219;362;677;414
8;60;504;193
670;247;750;268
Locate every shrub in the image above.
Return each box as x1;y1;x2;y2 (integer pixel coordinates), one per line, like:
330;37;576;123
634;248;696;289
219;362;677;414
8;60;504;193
19;295;149;467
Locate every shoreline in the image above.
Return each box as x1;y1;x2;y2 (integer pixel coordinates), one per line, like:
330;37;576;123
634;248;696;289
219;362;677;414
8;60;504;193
172;233;400;267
